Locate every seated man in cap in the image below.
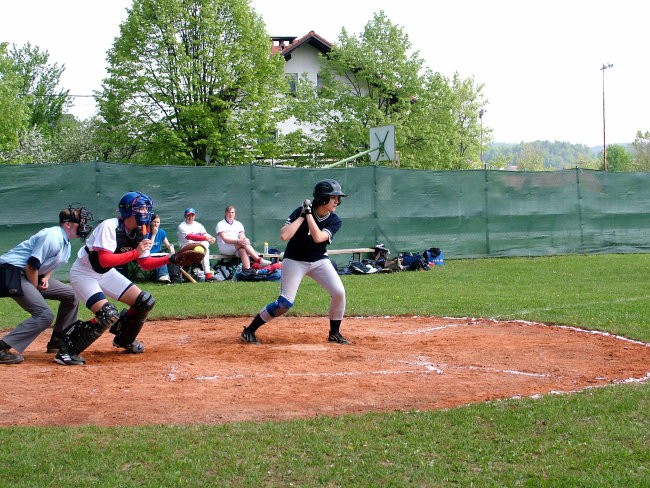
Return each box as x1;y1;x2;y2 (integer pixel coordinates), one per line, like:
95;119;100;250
177;208;216;281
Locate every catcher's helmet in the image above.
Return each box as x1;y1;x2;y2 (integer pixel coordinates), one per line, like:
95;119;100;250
118;191;154;225
313;179;347;206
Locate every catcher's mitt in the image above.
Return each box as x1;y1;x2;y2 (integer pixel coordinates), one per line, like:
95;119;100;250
170;244;206;267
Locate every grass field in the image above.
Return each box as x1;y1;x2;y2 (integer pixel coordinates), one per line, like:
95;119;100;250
1;253;648;486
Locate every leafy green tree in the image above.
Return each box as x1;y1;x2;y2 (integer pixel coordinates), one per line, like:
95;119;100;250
10;42;69;137
515;142;545;171
47;116;102;163
605;144;633;172
484;141;600;170
284;11;487;169
632;130;650;171
97;0;286;165
449;73;491;168
0;43;29;158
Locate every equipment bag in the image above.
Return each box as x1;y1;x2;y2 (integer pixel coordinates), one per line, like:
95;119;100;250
232;265;281;282
349;259;381;274
0;263;24;297
423;247;444;266
399;252;429;271
167;262;183;283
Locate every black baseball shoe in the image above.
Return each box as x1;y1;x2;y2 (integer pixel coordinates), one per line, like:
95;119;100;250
240;328;261;345
54;351;86;366
46;335;62;353
0;349;24;364
113;339;145;354
327;332;351;345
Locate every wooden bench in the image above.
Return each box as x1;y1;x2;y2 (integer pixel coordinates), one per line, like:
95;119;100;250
209;253;282;262
210;248;375;262
327;248;375;261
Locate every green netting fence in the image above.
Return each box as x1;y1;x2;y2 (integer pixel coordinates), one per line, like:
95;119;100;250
1;162;648;278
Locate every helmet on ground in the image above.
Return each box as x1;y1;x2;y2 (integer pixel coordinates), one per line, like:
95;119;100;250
118;192;154;225
313;179;347;206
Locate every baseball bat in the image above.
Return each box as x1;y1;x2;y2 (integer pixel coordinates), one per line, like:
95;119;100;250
179;267;197;283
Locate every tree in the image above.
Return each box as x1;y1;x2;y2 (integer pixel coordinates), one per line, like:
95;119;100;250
605;144;633;172
632;130;650;171
0;43;29;158
284;11;487;169
48;116;102;163
10;42;69;137
97;0;287;165
448;73;491;169
515;142;545;171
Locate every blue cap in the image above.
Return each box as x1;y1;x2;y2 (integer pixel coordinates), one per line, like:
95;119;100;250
184;207;197;215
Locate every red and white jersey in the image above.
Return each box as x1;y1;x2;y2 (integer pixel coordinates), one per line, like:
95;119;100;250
177;220;209;248
78;217;123;257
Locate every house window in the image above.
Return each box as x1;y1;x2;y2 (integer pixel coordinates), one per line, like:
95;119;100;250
286;73;298;95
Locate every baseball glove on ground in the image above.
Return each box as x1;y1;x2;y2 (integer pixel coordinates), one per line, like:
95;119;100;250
170;244;206;267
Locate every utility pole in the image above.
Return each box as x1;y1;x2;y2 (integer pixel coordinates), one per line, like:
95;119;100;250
478;109;480;170
601;63;613;171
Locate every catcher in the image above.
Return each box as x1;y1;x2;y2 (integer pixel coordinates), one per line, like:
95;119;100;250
55;191;204;366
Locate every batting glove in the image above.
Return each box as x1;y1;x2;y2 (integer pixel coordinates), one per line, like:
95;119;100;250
301;199;312;216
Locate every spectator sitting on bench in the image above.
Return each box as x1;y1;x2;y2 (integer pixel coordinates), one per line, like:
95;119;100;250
216;205;271;275
177;207;215;281
147;214;174;284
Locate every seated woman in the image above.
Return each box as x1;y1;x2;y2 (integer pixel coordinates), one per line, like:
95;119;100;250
177;207;216;280
148;214;175;283
216;205;270;274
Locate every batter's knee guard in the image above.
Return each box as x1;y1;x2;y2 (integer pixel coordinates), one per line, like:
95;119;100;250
110;291;155;349
62;302;120;355
263;296;293;319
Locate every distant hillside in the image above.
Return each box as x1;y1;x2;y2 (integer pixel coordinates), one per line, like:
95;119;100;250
485;140;632;169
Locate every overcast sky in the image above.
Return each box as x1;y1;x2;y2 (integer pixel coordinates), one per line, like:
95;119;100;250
2;0;647;147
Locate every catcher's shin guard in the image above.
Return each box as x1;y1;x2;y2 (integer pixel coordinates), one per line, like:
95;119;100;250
62;302;121;355
110;291;155;348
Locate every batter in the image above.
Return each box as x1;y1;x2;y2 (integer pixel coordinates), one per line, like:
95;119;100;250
241;179;350;345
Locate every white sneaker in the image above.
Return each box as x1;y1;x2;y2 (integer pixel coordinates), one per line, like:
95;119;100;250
259;258;272;267
158;275;172;284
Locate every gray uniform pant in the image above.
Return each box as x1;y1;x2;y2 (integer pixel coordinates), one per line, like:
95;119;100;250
2;274;79;353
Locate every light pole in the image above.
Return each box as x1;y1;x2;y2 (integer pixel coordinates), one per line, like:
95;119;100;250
479;108;486;169
601;63;613;171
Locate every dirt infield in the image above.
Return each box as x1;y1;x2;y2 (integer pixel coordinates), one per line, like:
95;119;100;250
1;316;648;427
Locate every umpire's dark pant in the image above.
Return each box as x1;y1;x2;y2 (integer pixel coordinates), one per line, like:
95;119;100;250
2;273;79;353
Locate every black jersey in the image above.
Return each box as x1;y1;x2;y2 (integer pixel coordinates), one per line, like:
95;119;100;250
283;207;342;262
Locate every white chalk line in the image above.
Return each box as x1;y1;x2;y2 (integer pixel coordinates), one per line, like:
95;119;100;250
370;315;650;347
189;359;554;382
165;318;649;384
496;372;650;405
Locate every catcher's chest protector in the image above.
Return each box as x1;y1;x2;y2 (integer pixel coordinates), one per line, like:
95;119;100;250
87;226;143;274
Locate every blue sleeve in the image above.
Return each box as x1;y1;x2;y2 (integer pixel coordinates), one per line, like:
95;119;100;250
27;256;42;269
29;230;58;268
285;207;302;225
324;214;342;237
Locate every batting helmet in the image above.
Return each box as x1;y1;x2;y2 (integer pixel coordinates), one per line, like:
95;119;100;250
313;179;347;206
118;192;154;226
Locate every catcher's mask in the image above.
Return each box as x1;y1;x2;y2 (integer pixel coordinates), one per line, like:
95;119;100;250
60;204;94;239
313;179;347;207
118;191;154;226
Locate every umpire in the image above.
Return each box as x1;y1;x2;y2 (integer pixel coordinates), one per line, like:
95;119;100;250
0;205;93;364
